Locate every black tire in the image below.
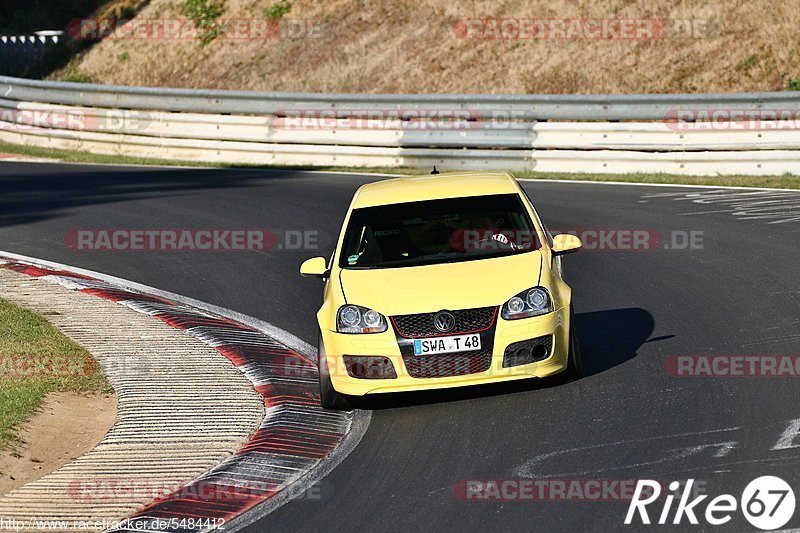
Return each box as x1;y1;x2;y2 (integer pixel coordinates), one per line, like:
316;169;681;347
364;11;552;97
564;305;582;381
318;334;356;411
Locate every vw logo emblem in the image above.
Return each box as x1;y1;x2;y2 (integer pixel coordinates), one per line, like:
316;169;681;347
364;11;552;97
433;311;456;333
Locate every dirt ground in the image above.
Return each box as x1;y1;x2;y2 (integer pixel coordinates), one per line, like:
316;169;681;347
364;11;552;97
59;0;800;94
0;391;117;496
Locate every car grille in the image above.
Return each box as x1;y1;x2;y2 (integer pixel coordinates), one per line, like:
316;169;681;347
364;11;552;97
402;349;493;379
391;306;497;338
503;335;553;368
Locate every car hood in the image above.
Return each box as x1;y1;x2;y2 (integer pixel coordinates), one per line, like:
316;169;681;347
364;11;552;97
338;251;543;316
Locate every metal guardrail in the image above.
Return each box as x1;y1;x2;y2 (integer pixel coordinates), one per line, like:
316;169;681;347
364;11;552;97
1;75;800;175
2;75;800;120
4;99;800;151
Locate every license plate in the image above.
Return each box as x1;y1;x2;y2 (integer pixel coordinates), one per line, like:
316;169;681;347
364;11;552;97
413;334;481;355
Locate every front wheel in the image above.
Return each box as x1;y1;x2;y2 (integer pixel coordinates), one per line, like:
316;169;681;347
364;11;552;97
563;306;582;380
318;334;356;411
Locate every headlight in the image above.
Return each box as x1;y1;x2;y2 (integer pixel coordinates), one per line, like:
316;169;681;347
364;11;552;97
501;287;553;320
337;305;388;333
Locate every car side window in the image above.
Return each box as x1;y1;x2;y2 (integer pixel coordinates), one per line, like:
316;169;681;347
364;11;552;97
521;189;553;248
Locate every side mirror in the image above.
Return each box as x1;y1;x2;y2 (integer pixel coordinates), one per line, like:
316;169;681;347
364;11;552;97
552;234;582;256
300;257;330;278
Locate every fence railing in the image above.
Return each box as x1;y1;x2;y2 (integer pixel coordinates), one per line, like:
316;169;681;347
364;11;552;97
1;75;800;175
3;75;800;119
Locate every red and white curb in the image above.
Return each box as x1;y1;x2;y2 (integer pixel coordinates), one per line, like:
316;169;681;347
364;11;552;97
0;251;371;532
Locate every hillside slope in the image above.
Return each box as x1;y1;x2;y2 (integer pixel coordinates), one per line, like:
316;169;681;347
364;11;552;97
58;0;800;94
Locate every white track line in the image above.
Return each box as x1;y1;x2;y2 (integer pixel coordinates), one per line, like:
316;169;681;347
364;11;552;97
4;158;797;192
0;158;405;177
517;178;800;193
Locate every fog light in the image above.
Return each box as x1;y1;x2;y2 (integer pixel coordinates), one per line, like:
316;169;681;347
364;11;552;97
343;355;397;379
502;335;553;368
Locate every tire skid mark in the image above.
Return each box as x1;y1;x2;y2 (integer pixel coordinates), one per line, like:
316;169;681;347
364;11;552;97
1;258;354;532
641;189;800;224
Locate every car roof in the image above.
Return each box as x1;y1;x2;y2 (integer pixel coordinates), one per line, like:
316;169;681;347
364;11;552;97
351;171;521;208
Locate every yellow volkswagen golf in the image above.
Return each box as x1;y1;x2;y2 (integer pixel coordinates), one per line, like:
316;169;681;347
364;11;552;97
300;171;583;409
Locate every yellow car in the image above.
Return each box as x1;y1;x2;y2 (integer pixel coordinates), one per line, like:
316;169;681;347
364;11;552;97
300;171;583;410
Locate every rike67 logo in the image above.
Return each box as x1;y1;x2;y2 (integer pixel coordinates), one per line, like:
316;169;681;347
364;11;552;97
626;477;796;530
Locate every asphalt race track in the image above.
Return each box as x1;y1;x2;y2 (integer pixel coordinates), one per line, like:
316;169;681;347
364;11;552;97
2;162;800;531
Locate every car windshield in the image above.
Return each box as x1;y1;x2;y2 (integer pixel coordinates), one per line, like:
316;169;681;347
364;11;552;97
339;193;540;269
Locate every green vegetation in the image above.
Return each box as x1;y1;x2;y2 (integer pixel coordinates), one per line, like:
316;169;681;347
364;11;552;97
113;4;137;20
60;72;95;84
57;55;96;84
786;78;800;91
264;0;292;21
0;140;798;190
734;54;759;76
734;54;758;72
0;296;110;452
182;0;227;46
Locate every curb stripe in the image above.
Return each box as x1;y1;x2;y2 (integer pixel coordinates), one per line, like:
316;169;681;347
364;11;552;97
1;255;369;532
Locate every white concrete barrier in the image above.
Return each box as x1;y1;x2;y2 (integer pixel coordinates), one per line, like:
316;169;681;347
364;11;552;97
1;76;800;175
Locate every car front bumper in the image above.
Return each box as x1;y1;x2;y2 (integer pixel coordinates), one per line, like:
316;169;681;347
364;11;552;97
321;306;571;396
